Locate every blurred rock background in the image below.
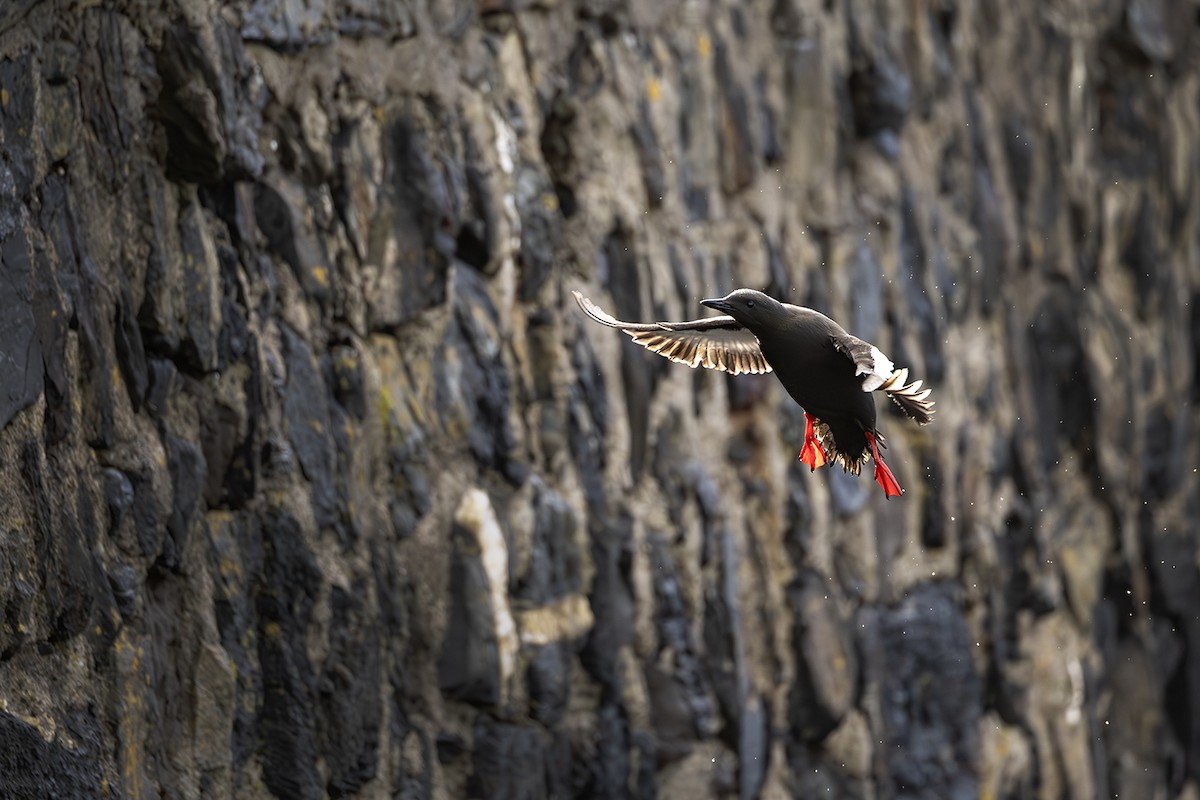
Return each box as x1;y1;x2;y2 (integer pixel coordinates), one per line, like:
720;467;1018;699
0;0;1197;798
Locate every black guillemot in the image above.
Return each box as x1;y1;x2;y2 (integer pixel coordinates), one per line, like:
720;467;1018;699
573;288;935;498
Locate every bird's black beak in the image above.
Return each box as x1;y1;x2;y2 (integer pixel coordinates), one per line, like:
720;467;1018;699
702;297;730;313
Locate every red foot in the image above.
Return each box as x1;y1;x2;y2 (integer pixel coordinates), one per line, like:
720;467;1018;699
865;431;903;498
799;413;827;471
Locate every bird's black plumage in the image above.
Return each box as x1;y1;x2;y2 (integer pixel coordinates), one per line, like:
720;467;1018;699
573;288;935;497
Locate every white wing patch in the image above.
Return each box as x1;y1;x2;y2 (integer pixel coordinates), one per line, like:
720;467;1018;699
858;345;895;392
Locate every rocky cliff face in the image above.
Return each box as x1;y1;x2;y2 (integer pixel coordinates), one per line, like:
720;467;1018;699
0;1;1197;798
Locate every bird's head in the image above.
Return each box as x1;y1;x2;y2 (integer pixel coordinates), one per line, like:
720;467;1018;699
701;289;785;331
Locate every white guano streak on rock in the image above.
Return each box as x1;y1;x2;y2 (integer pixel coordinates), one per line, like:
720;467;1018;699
490;108;522;273
516;594;595;647
455;488;519;702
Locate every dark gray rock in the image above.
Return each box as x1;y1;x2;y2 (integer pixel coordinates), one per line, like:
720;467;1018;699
850;242;883;340
0;53;36;198
389;100;466;256
599;222;654;479
467;721;549;799
21;442;96;645
528;641;571;727
1002;117;1035;208
755;70;782;164
215;240;253;370
114;278;149;411
539;93;579;219
161;435;207;572
31;239;71;442
256;512;323;800
648;532;715;738
326;397;358;546
86;551;122;658
827;466;870;518
281;326;340;534
318;587;382;796
381;397;432;541
1121;191;1163;317
78;12;135;195
130;468;162;559
438;516;502;706
325;344;368;420
630;97;666;210
211;18;266;179
102;467;134;533
106;563;139;620
456;151;494;273
243;0;334;50
0;221;44;431
739;696;769;800
1126;0;1173;63
253;180;335;307
920;453;946;548
586;701;632;799
1028;285;1094;474
789;569;855;743
875;584;980;800
568;329;609;494
436;731;466;765
41;75;78;164
644;662;695;762
702;532;741;734
336;0;417;39
209;514;265;772
1146;528;1200;779
0;711;107;799
137;165;184;356
787;743;868;800
516;480;580;604
581;514;634;693
0;0;38;37
177;199;222;374
41;39;78;84
847;26;910;137
199;398;244;508
899;189;944;384
155;19;264;183
783;465;814;564
516;163;563;299
75;254;117;448
651;414;700;528
714;37;757;195
441;267;525;484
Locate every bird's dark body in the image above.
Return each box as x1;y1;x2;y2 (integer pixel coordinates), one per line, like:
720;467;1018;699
754;309;877;460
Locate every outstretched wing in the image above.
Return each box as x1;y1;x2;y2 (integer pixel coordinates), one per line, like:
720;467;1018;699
572;291;771;376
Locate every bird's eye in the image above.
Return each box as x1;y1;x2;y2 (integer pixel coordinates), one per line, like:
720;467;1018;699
746;299;755;309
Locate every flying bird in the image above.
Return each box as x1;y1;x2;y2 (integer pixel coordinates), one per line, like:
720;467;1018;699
572;288;934;498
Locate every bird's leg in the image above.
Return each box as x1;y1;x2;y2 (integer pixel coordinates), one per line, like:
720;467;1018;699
864;431;903;498
799;412;827;471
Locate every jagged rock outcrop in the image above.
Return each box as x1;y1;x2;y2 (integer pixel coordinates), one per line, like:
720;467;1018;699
0;1;1197;798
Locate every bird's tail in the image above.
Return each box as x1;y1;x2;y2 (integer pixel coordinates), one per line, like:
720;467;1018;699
879;368;935;425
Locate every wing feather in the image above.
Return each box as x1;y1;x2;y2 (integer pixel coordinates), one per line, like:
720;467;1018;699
878;368;936;424
573;290;772;376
